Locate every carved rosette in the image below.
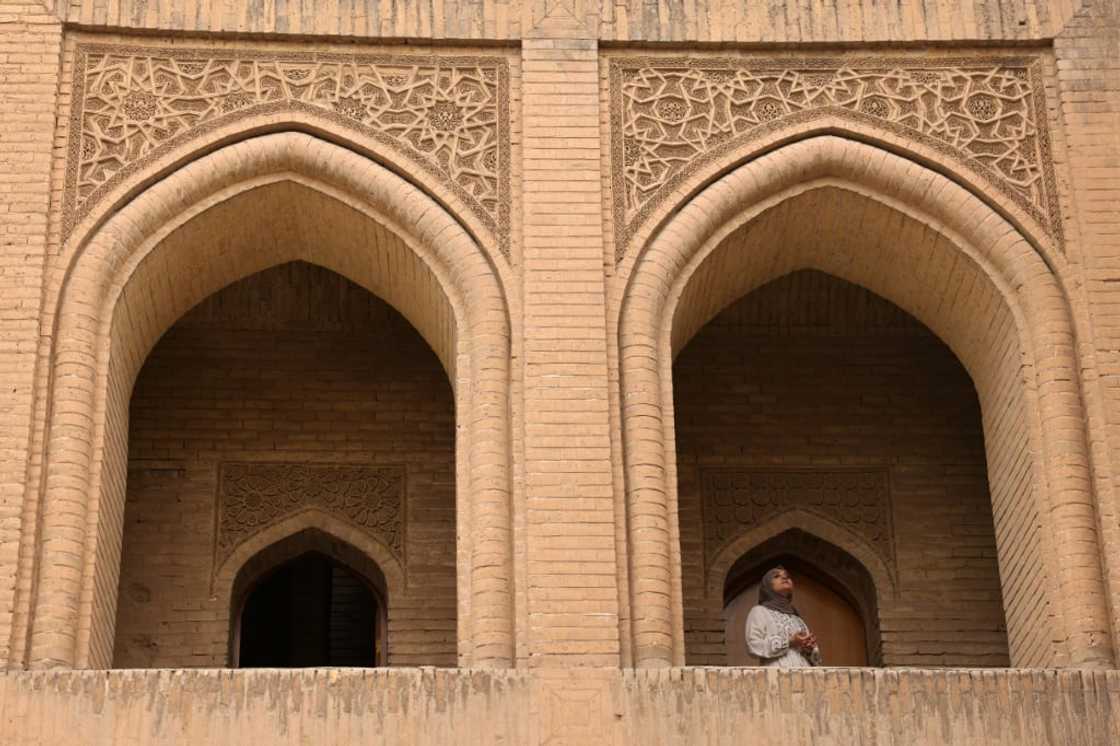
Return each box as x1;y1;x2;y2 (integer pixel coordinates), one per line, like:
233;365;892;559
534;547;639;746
215;462;405;569
699;468;894;575
610;57;1059;261
65;44;512;255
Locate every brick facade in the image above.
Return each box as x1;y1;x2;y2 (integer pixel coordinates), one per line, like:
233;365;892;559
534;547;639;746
1;0;1119;742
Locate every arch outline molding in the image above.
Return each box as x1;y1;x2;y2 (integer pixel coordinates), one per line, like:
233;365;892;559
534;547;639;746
27;131;515;670
615;134;1112;669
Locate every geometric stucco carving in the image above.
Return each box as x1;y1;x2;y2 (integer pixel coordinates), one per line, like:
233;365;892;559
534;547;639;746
700;467;894;578
609;56;1059;260
65;44;511;255
215;462;405;572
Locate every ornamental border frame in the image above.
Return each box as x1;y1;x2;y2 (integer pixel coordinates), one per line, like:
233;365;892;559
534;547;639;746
63;42;513;257
607;54;1060;262
697;465;897;587
210;460;409;588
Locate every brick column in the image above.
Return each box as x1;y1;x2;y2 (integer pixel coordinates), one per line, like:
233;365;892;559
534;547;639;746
520;37;621;666
1055;0;1120;663
0;1;60;668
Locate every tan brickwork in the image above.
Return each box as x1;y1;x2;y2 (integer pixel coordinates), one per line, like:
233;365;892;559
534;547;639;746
2;667;1119;745
675;271;1009;667
47;0;1083;43
2;1;1120;740
599;0;1079;41
614;135;1111;668
1053;0;1120;658
0;0;61;669
114;263;456;667
520;38;621;667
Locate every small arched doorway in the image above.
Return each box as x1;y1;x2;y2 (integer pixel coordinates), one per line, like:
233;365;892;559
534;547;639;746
724;557;868;667
228;528;391;668
237;551;382;668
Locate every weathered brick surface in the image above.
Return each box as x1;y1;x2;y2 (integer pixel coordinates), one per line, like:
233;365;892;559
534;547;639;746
675;272;1009;667
1;667;1119;745
48;0;1081;42
0;1;61;669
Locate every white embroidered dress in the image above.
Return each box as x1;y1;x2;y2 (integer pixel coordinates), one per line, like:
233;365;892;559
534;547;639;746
745;605;822;668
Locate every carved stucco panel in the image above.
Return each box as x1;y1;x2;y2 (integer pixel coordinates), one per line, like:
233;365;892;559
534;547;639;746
699;468;895;577
215;462;405;572
65;44;512;255
609;56;1059;260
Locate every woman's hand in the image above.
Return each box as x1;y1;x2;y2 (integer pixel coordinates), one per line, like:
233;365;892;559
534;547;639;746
789;632;814;651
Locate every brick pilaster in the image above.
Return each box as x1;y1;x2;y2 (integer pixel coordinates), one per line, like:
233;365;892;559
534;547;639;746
519;37;621;666
1055;0;1120;658
0;1;61;668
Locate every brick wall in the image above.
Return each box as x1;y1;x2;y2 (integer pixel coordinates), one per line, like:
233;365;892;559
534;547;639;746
2;667;1118;745
1054;0;1120;657
674;271;1010;667
0;0;61;668
50;0;1075;42
520;38;622;667
113;262;457;667
1;0;1116;693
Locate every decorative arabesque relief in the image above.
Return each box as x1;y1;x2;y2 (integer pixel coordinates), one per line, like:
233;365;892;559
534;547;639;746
215;462;405;570
610;57;1060;260
65;44;511;255
700;468;894;575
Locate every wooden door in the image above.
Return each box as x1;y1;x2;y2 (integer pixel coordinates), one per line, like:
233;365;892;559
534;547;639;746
724;572;868;666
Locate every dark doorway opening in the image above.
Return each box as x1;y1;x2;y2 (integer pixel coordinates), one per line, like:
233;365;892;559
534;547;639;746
238;551;378;667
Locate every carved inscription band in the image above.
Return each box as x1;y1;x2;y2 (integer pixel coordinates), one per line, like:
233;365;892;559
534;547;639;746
216;461;405;572
700;468;894;575
610;57;1059;260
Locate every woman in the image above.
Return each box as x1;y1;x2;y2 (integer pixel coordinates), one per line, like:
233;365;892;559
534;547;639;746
745;565;822;667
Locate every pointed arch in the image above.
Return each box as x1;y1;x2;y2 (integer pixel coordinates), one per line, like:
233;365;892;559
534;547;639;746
212;515;400;667
62;111;513;287
25;132;514;669
616;135;1113;669
713;521;886;667
705;511;895;606
212;511;405;608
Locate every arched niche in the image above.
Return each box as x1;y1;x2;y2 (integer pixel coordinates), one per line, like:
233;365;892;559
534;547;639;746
227;528;391;668
616;135;1113;669
720;530;882;667
26;132;514;669
213;512;405;669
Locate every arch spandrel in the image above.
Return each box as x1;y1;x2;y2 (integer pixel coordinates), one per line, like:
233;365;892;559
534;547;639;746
63;42;514;268
608;54;1064;274
26;132;514;671
615;135;1113;670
